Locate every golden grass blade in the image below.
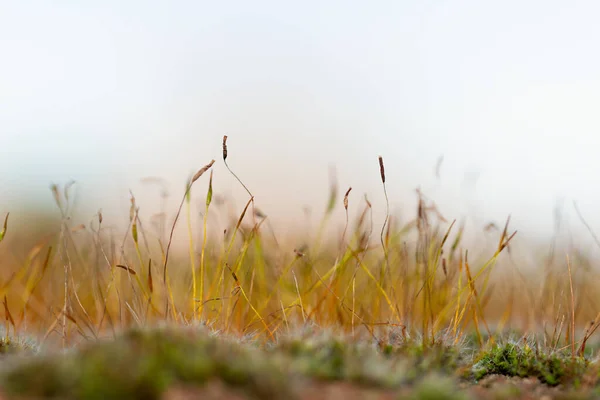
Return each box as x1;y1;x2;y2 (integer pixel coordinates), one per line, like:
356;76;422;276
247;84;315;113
378;156;390;281
147;259;153;294
0;213;8;243
3;296;15;330
567;255;576;359
162;159;215;317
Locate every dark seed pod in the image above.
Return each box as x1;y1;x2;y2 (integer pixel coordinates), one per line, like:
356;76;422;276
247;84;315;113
378;156;385;183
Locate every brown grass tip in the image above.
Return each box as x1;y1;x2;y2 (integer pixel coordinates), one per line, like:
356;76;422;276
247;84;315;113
191;160;216;184
378;156;385;183
343;187;352;210
222;135;228;161
115;264;137;275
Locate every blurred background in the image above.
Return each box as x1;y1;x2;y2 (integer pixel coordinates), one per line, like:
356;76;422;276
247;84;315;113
2;0;600;247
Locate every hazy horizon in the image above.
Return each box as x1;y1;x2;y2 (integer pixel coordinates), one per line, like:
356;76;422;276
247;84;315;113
2;1;600;246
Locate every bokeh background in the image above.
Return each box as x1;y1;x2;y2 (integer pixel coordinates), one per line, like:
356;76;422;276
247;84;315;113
2;1;600;246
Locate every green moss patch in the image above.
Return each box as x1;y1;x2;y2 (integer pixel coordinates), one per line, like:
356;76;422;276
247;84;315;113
1;328;289;400
471;342;588;386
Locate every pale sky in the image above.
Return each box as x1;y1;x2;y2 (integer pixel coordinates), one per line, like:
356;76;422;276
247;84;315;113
2;1;600;241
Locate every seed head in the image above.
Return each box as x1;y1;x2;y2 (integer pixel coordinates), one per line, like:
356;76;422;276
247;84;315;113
378;156;385;183
222;135;228;161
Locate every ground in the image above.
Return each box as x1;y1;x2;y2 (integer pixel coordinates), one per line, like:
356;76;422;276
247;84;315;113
0;326;598;399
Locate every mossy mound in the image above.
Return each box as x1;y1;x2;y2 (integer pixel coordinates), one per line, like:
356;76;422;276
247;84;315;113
2;328;288;400
471;342;588;386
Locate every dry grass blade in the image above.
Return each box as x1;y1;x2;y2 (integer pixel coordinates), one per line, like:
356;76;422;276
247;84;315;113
364;193;372;208
222;135;253;199
116;265;137;275
499;231;518;252
236;197;254;231
225;264;273;340
192;160;216;184
578;312;600;356
441;220;457;247
492;216;517;254
62;311;77;325
567;255;576;359
3;296;15;328
496;216;514;253
450;220;465;261
0;213;8;242
573;201;600;249
64;180;76;203
41;245;53;274
162;159;215;316
464;251;476;293
340;187;353;251
197;169;214;319
292;270;306;323
226;263;239;284
50;184;62;212
325;166;338;213
147;259;153;293
378;156;390;280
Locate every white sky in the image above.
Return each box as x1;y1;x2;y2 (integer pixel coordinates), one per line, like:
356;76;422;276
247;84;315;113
2;1;600;241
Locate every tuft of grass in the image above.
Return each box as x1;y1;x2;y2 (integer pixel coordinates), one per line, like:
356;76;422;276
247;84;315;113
0;334;38;355
471;341;588;386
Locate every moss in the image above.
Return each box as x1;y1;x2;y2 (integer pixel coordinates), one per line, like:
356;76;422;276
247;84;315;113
273;333;410;387
381;339;470;383
1;327;290;400
2;327;598;399
3;358;76;398
281;337;348;380
0;334;38;355
408;375;468;400
471;342;587;386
